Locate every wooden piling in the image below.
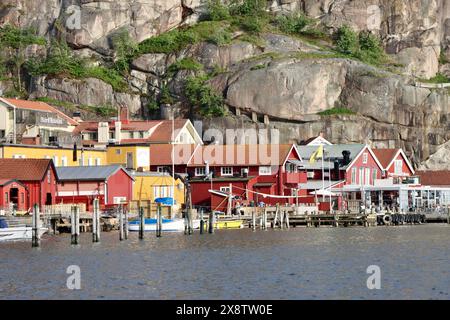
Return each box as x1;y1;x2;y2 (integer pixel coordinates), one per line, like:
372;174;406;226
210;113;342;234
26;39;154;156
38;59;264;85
280;209;284;229
252;208;256;231
208;212;214;234
156;203;162;238
263;208;267;230
199;209;205;234
285;210;290;229
32;204;40;248
139;207;145;240
119;205;124;241
92;199;100;242
71;206;80;245
188;208;193;235
124;208;129;240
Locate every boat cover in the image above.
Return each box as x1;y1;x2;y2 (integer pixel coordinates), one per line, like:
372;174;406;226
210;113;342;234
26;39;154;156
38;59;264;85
0;218;8;228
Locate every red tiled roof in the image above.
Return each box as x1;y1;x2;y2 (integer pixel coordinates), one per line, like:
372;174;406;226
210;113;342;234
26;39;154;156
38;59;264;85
150;144;198;166
188;144;297;166
0;159;54;181
1;98;79;126
372;149;400;169
74;119;190;144
416;170;450;186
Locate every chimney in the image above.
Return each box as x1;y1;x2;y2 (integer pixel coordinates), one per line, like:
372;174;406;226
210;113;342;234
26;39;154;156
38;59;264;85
98;122;109;143
72;111;82;122
342;150;351;166
119;106;129;124
115;121;122;143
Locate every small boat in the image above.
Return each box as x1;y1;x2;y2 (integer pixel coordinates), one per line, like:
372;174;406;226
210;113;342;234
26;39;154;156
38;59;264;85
214;220;244;230
0;218;47;242
129;218;185;232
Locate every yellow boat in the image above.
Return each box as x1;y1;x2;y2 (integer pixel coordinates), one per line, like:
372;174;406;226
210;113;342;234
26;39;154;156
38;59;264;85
214;220;244;230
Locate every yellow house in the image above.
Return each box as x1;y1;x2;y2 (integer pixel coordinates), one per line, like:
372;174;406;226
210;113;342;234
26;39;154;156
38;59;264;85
131;172;185;206
0;144;107;167
106;144;150;171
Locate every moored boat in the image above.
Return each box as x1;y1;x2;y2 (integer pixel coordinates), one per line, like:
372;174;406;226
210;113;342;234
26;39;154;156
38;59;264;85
0;218;47;242
128;218;185;232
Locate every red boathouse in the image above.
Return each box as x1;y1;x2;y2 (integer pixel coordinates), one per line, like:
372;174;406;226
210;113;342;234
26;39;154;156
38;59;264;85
0;158;58;212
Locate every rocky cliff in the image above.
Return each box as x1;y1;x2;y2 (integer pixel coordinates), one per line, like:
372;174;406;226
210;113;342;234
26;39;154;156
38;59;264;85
0;0;449;168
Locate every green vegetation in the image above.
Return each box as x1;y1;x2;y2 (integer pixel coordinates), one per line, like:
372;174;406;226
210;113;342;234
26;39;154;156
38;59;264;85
0;25;46;94
419;73;450;84
111;29;138;75
34;97;117;117
27;40;129;92
250;63;266;71
185;75;226;117
317;107;356;116
275;13;313;35
439;51;448;65
159;85;175;105
168;58;203;74
206;0;231;21
334;26;386;65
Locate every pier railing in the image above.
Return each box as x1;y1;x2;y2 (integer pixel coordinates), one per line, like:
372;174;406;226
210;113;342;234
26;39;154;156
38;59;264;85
43;204;86;217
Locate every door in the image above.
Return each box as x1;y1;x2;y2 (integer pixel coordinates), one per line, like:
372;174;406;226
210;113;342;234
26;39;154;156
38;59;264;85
9;188;19;209
45;193;52;205
126;152;133;169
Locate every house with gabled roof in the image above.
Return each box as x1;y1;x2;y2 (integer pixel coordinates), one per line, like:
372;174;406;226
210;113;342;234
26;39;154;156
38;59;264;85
55;165;134;211
372;148;415;180
0;98;79;146
0;158;58;211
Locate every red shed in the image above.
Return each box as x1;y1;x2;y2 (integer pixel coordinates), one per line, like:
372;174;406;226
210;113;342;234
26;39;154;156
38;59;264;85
0;159;57;211
0;179;27;211
55;165;134;211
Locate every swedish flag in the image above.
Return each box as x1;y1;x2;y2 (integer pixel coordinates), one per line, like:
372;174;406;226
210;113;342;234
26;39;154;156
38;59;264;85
309;145;324;164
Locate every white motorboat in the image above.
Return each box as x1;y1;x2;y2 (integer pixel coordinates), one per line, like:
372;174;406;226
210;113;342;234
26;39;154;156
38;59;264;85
0;218;47;242
128;218;201;232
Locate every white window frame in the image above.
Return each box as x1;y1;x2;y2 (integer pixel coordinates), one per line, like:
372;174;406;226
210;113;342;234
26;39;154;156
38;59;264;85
259;166;272;176
359;167;364;185
195;167;206;176
362;153;368;164
157;166;168;173
221;167;233;176
95;158;101;166
88;157;93;166
351;168;357;184
52;155;59;167
394;160;403;174
61;156;68;167
365;168;371;186
220;186;231;193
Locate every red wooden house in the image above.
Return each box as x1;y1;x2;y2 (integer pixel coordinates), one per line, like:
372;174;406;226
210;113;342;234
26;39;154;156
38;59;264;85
55;165;134;211
0;179;27;211
185;144;307;211
0;159;58;211
372;148;415;181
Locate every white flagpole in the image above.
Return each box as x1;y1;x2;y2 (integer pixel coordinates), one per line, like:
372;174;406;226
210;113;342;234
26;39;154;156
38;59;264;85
322;147;325;202
329;161;332;213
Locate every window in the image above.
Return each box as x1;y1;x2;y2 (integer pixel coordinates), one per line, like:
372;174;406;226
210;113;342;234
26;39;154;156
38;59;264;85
61;156;68;167
153;186;174;199
351;168;357;184
21;193;24;204
157;166;169;173
359;168;364;185
362;153;368;164
365;168;371;186
221;167;233;176
394;160;403;174
220;186;231;193
195;167;206;176
88;157;93;166
47;171;51;183
259;166;272;175
95;158;101;166
12;154;25;159
53;156;58;167
5;192;8;203
115;149;121;155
